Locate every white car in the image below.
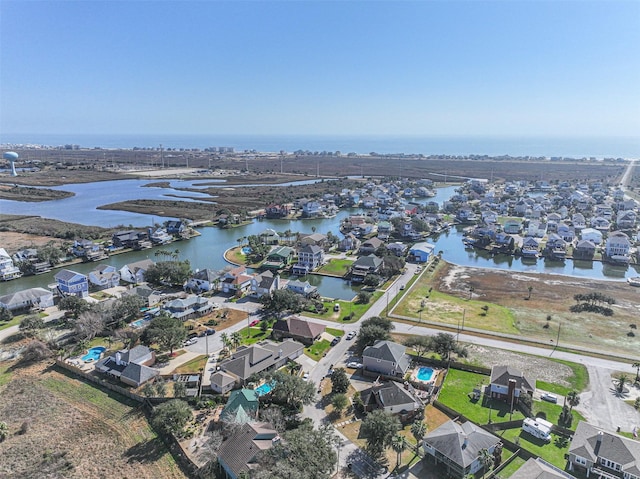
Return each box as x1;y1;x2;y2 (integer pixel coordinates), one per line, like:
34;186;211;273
346;331;357;340
302;372;310;381
347;362;363;369
183;338;197;346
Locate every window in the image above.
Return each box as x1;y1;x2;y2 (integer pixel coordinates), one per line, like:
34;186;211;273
574;456;587;466
601;458;621;471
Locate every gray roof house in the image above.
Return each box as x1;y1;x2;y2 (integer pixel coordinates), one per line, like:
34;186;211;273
217;422;279;479
95;345;159;387
210;370;237;394
362;340;411;378
512;458;577;479
219;339;304;386
0;287;54;312
423;420;502;479
360;380;422;422
350;254;383;282
489;365;535;404
567;421;640;479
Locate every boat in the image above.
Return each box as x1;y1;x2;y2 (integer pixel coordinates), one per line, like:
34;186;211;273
627;277;640;287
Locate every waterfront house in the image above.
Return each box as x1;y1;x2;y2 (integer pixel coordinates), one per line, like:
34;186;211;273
119;259;155;284
185;269;221;293
359;237;384;255
489;365;535;404
165;220;186;236
262;246;295;270
360;380;422;421
292;244;324;275
544;234;567;260
217;422;279;479
265;204;290;219
0;287;54;313
362;340;410;378
520;237;540;257
95;345;158;387
149;228;172;245
219;339;304;386
112;230;151;249
271;316;325;345
339;233;361;252
259;228;281;245
617;210;637;229
350;254;384;282
567;421;640;479
88;264;121;289
54;269;89;298
299;233;327;248
581;228;604;245
301;200;322;218
285;279;318;298
574;240;597;260
605;231;631;263
409;242;435;263
0;248;22;281
71;239;106;261
12;248;38;264
162;295;214;320
250;270;280;298
423;420;502;479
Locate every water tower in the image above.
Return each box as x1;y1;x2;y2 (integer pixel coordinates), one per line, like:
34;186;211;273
3;151;18;176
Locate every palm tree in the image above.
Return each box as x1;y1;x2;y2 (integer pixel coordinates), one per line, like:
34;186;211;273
478;448;493;479
0;421;8;442
220;332;231;350
468;286;475;300
231;331;242;350
527;285;533;300
391;434;407;471
616;374;629;394
410;421;427;446
632;361;640;383
566;390;580;412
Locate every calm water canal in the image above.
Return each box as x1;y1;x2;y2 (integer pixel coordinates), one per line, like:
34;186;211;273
1;183;638;297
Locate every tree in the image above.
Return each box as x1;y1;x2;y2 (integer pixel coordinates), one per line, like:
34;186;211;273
19;315;45;336
58;295;90;319
615;374;628;394
144;314;187;355
173;381;187;398
75;311;105;340
330;368;350;394
527;286;533;300
261;289;303;317
559;405;573;428
0;307;12;322
356;291;372;304
410;421;427;445
255;422;337;479
19;340;53;363
220;332;231;350
331;393;348;415
354;316;394;355
152;399;192;437
363;274;381;287
270;371;316;411
391;434;407;471
111;295;145;324
360;409;401;460
231;331;242;350
633;361;640;382
145;260;192;287
468;286;475;300
431;332;467;361
0;421;8;442
478;448;493;478
404;336;432;359
566;390;580;412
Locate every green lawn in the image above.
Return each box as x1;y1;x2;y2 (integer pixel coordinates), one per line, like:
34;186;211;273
305;339;331;361
0;363;12;389
495;456;527;479
238;326;271;345
498;429;570;469
326;327;345;337
304;291;384;323
0;315;21;331
532;401;584;430
173;354;209;374
317;258;354;276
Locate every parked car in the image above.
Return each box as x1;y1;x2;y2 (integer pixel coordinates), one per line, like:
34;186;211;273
346;331;357;340
200;329;216;337
541;393;558;403
331;337;340;346
249;319;259;327
333;303;340;312
183;338;197;346
347;362;363;369
303;372;310;381
399;284;405;290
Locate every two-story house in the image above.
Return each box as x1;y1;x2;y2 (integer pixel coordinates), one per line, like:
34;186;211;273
489;365;535;404
54;269;89;298
0;248;22;281
88;264;121;289
119;259;155;284
292;244;324;275
362;340;410;378
605;231;631;263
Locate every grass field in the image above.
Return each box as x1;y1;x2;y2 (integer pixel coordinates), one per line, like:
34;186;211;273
495;456;527;478
317;258;353;276
305;339;331;361
498;429;570;468
173;354;208;374
304;291;384;323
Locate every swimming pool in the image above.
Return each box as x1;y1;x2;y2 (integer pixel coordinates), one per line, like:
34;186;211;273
242;246;253;255
82;346;106;362
416;367;435;382
255;381;275;396
130;318;150;328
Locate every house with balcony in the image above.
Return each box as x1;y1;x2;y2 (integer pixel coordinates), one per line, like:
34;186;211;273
574;240;597;260
301;200;323;218
489;365;535;404
262;246;295;271
185;269;222;293
119;259;155;284
250;270;280;298
544;234;567;261
54;269;89;298
162;295;214;320
567;421;640;479
350;254;383;282
557;223;576;243
520;237;540;258
605;231;631;264
0;248;22;281
88;264;121;289
285;279;318;298
503;219;523;234
582;228;604;245
617;210;637;230
292;244;324;275
339;233;361;252
221;266;253;295
359;237;384;255
0;287;54;313
165;220;186;236
423;420;502;479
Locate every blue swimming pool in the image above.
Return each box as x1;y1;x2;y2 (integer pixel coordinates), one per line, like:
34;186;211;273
416;367;435;382
131;318;150;328
242;246;253;255
82;346;106;362
255;381;275;396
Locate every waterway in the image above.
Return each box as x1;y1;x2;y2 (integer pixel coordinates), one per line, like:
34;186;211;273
1;183;638;298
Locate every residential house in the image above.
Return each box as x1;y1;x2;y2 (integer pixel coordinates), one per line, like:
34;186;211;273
546;213;562;233
95;345;159;387
591;217;611;232
339;233;361;252
209;371;237;394
526;220;547;238
512;457;575;479
572;213;587;230
265;204;290;219
185;269;222;293
573;240;597;260
221;266;253;295
220;389;260;424
617;210;637;229
112;230;151;249
165;220;186;236
0;248;22;281
409;242;436;263
121;284;163;307
292;244;324;275
605;231;631;263
271;316;326;346
377;221;393;240
217;422;279;479
503;219;523;234
0;287;54;313
359;237;384;255
12;248;38;264
71;239;106;261
162;295;214;320
262;246;295;270
301;200;322;218
557;223;576;243
88;264;121;289
259;228;281;244
219;339;304;386
544;234;567;260
149;227;172;245
489;365;535;404
520;237;540;258
250;270;280;298
567;421;640;479
362;340;410;378
54;269;89;298
387;242;409;257
582;228;604;245
360;380;422;422
119;259;155;284
423;420;502;479
350;254;383;282
285;279;318;298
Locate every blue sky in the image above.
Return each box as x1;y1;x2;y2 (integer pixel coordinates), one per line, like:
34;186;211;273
1;0;639;138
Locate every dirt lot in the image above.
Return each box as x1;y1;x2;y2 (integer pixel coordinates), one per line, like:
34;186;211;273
0;361;187;479
423;262;640;357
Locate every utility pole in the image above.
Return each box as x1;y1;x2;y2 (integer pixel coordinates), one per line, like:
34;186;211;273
160;144;164;168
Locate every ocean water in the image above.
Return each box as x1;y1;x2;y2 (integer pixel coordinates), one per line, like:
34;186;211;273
3;133;639;158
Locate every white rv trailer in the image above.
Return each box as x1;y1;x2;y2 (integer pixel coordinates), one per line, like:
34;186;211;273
522;417;553;442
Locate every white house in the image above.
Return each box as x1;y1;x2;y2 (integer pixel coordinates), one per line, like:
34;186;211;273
605;231;631;263
581;227;603;245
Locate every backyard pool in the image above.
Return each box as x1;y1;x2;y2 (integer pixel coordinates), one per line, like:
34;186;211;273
417;367;435;381
242;246;253;255
255;381;275;397
130;318;151;328
82;346;106;362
